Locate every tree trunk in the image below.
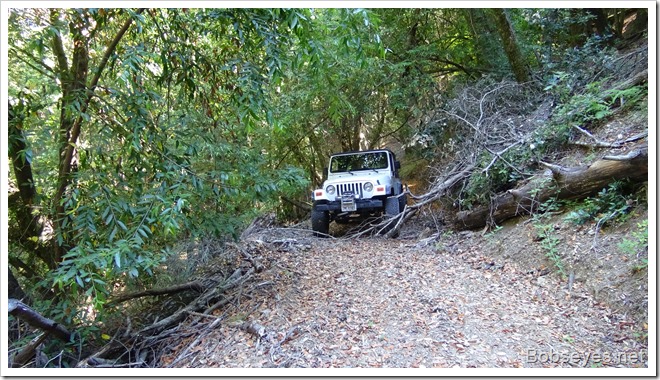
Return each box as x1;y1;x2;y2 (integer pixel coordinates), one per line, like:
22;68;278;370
586;8;610;36
464;9;497;73
49;9;144;263
490;9;530;83
8;103;55;269
8;269;28;302
455;144;648;229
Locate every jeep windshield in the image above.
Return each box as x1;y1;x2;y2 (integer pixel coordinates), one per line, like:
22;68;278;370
329;151;389;173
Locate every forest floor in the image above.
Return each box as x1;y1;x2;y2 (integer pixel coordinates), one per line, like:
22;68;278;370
156;207;649;369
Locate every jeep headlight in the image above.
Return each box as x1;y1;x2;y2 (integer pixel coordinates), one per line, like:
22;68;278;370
325;185;336;195
363;182;373;192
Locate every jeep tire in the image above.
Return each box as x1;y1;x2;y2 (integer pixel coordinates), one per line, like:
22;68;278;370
385;195;401;216
311;203;330;237
399;193;408;213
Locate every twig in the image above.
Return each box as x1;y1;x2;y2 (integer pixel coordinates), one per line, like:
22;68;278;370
572;125;622;148
591;209;624;251
168;317;223;367
482;141;522;173
602;145;647;161
623;131;648;143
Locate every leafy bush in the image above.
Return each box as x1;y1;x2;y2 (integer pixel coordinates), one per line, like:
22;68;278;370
564;181;637;226
533;221;566;277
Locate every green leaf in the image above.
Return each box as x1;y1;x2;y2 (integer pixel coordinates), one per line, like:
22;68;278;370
105;212;113;225
116;220;127;231
109;226;118;242
114;252;121;268
137;226;149;238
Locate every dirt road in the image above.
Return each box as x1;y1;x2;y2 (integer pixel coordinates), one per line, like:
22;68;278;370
161;229;647;369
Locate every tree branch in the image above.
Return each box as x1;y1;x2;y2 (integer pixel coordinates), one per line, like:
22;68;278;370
10;46;56;79
107;280;205;306
49;9;69;81
89;8;146;92
9;299;72;342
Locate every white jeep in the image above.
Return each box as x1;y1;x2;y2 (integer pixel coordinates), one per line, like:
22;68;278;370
311;149;407;236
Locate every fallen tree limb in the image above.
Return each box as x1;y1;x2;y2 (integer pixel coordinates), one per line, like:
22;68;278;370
11;332;49;368
226;242;264;273
107;281;205;306
79;266;256;367
137;268;253;336
348;163;477;238
572;127;648;149
8;299;72;342
572;125;623;148
456;144;648;229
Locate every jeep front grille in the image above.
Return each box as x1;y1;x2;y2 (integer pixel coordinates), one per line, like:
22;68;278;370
337;182;364;198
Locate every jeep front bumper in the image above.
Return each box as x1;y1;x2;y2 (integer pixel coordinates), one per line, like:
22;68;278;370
314;199;383;211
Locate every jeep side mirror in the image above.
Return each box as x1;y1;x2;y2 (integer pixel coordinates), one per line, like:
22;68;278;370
323;167;328;180
395;161;401;170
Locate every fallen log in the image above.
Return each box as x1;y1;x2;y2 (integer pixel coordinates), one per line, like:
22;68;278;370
456;144;648;229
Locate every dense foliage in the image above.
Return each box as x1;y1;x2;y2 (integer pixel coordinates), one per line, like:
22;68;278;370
7;6;647;365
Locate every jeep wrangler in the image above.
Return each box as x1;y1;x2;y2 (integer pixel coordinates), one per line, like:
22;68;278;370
311;149;407;236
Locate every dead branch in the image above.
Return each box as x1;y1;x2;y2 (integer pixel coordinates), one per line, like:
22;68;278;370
11;332;50;368
226;242;264;273
76;328;124;368
8;299;72;342
107;281;205;306
137;268;254;336
77;262;255;368
623;131;648;143
482;141;523;173
603;145;647;161
347;163;476;238
608;68;648;93
572;125;623;148
167;315;224;367
240;321;267;339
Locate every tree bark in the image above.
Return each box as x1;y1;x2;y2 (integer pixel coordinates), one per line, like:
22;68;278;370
8;269;28;302
8;103;37;207
9;299;72;342
8;103;54;269
490;9;530;83
455;144;648;229
11;332;49;368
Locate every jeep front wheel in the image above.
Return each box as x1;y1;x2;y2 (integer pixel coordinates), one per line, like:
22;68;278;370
311;204;330;237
